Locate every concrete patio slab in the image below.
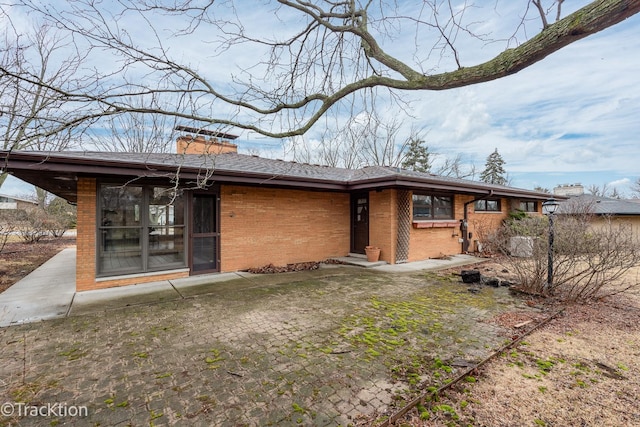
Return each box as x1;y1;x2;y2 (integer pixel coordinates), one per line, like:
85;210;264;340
70;280;181;316
373;254;485;273
331;256;388;268
0;247;76;327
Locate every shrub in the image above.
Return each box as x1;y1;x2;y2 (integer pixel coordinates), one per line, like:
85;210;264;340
16;207;50;243
489;213;640;302
0;211;17;253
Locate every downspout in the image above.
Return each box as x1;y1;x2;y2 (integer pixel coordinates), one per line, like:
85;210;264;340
462;190;494;253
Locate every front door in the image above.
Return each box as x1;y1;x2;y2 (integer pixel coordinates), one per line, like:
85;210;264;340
190;194;220;274
350;193;369;254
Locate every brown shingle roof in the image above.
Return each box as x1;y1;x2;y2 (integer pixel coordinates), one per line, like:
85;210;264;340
0;150;552;202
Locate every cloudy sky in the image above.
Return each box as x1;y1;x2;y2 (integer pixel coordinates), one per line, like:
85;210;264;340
243;3;640;195
2;1;639;197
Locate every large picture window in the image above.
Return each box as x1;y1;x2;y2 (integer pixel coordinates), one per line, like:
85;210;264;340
98;184;186;276
413;194;453;220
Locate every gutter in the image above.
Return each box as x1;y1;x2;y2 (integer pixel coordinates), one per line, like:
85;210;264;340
462;190;494;253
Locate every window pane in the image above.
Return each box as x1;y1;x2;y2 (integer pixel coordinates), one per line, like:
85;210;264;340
149;187;184;226
413;195;432;219
99;228;142;273
487;200;500;211
148;227;185;268
474;200;486;211
101;185;143;227
520;201;537;212
433;196;453;219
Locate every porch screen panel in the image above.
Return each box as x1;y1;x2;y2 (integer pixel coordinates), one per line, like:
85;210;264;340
192;195;218;272
98;185;186;276
148;188;186;268
99;185;143;273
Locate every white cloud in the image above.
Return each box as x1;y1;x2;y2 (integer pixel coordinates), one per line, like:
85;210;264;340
608;178;631;188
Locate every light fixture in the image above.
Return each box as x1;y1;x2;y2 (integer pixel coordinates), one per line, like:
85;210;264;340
542;198;559;216
542;198;559;294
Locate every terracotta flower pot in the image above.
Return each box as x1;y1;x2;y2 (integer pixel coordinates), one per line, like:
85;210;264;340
365;246;381;262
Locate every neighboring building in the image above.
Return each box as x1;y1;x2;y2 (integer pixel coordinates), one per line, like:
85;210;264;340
553;183;585;197
0;194;38;211
0;134;550;291
558;194;640;239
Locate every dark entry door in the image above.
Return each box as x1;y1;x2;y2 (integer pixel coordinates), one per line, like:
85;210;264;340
190;194;220;273
350;193;369;254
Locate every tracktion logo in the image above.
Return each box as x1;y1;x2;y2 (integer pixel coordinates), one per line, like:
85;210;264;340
1;402;88;417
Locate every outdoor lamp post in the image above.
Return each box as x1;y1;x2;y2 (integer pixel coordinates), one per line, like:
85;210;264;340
542;198;560;294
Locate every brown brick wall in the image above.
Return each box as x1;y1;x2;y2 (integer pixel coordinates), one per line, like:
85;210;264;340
177;136;237;154
466;196;510;251
220;186;350;271
76;177;97;291
408;194;525;260
368;189;397;264
409;194;465;261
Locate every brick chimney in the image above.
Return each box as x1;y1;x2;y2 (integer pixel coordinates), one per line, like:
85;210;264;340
176;135;238;155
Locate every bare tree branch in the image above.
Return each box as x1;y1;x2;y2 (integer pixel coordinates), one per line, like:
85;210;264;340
2;0;638;141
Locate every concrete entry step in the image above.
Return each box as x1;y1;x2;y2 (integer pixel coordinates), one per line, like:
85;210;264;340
329;256;387;268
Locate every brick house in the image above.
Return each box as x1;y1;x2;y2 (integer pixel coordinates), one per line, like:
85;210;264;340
0;134;550;291
0;193;38;211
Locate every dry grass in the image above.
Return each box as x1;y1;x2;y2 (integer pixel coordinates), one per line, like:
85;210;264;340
395;261;640;427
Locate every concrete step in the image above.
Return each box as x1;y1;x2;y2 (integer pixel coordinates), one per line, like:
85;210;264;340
328;256;387;268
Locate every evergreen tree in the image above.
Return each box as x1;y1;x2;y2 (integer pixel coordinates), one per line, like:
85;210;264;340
480;148;507;185
401;137;431;173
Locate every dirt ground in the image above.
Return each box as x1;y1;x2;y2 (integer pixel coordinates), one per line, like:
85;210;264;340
393;262;640;427
0;236;76;293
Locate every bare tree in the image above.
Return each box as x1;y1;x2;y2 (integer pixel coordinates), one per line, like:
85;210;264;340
84;96;180;153
434;153;476;180
632;178;640;197
291;113;419;169
0;20;91;187
533;186;551;194
1;0;637;140
586;183;623;198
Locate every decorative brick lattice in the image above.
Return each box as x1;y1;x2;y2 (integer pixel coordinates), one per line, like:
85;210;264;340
396;190;411;263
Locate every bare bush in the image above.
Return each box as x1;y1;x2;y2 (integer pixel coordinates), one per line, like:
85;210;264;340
0;211;17;253
15;207;49;243
43;197;76;238
490;213;640;302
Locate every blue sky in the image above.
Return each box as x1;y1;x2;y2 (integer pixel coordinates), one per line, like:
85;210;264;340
2;1;639;197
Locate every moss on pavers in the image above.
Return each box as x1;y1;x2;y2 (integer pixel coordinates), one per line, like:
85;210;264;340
0;268;537;426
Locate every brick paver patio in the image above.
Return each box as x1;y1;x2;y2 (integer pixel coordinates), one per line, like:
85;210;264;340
0;266;536;426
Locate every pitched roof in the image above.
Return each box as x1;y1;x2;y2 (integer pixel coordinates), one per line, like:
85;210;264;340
0;150;552;203
559;194;640;215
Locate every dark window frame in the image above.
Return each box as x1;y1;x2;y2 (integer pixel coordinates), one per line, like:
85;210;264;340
474;199;502;212
97;183;187;277
519;200;538;212
412;193;454;221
